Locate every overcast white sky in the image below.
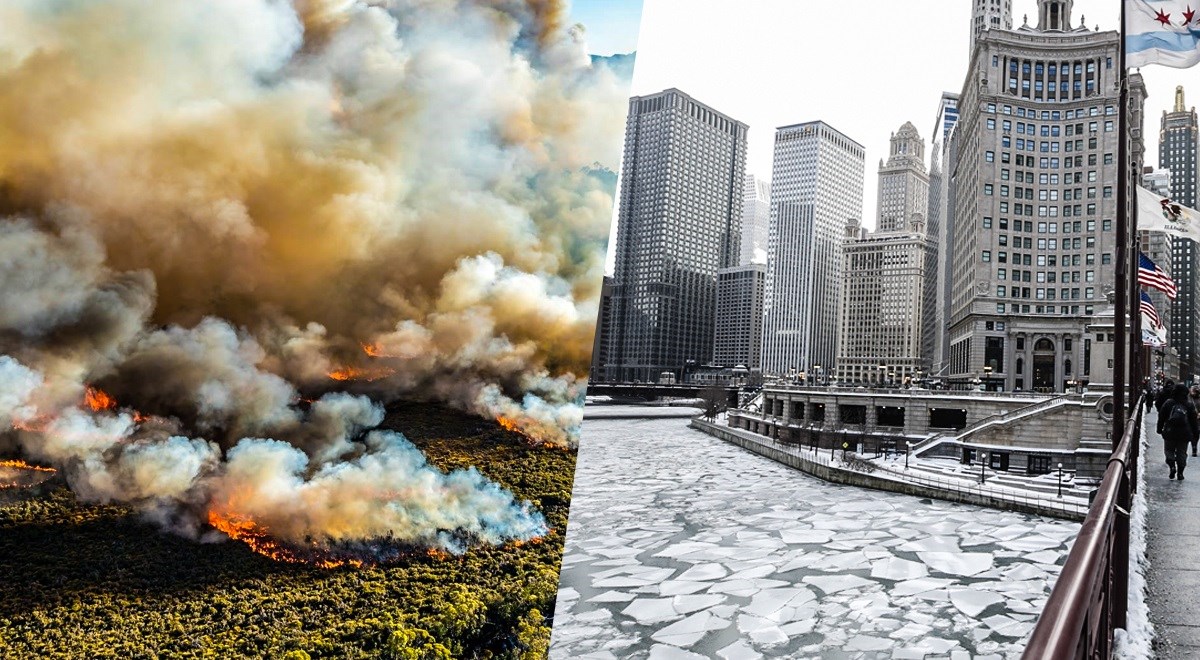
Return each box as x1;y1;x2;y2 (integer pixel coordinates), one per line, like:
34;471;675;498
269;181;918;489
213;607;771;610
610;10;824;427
621;0;1198;235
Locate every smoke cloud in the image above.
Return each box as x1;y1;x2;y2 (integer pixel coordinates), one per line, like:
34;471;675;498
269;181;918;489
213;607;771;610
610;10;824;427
0;0;627;558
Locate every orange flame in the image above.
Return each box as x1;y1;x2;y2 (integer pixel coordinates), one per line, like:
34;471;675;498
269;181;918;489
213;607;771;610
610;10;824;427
496;416;522;434
0;459;57;490
361;342;383;357
84;387;117;412
206;509;362;569
0;459;56;473
327;366;395;382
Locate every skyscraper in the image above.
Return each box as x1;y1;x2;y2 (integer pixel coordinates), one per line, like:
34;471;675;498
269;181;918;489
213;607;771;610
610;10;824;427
1160;87;1199;380
761;121;865;377
930;93;961;376
714;264;766;371
971;0;1013;55
740;174;771;265
604;88;748;383
838;123;934;386
947;0;1146;393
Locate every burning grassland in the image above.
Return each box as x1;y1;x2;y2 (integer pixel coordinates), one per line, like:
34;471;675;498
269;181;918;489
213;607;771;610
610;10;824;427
0;0;624;569
0;403;575;658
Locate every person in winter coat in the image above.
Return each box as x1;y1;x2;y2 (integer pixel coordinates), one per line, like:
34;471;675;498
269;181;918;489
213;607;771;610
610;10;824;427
1156;379;1176;413
1158;383;1198;480
1190;386;1200;457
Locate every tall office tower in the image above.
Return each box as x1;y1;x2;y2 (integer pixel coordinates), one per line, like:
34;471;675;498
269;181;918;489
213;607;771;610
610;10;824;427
947;0;1146;393
605;88;748;383
972;0;1013;55
838;123;934;386
741;174;771;265
1160;87;1200;380
714;264;766;370
589;276;614;382
930;93;961;376
761;121;865;377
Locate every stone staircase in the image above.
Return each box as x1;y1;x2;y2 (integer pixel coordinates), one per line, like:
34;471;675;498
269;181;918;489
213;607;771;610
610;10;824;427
910;393;1079;457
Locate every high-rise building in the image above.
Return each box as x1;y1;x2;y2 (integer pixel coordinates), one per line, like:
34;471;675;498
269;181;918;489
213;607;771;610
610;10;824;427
1160;87;1200;380
930;93;961;376
740;174;771;265
761;121;865;377
947;0;1146;393
604;88;748;383
589;276;614;382
838;123;934;386
971;0;1013;55
714;264;766;370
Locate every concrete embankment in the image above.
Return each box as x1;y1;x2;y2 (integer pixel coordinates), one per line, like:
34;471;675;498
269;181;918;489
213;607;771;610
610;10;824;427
691;417;1085;521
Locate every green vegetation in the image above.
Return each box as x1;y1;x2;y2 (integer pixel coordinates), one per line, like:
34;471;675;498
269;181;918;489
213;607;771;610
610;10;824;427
0;402;574;659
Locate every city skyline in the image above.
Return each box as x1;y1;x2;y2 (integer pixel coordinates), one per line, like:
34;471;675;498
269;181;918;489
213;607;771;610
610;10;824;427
624;0;1195;237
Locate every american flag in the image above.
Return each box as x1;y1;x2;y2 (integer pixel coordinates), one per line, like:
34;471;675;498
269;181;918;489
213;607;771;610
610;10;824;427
1139;252;1178;300
1141;291;1163;330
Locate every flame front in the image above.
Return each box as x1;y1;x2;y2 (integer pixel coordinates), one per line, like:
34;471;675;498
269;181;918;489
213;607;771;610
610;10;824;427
327;366;395;382
206;509;362;569
84;387;117;412
0;459;57;490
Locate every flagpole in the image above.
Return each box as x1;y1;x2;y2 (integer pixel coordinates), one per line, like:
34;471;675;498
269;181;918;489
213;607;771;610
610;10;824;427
1114;0;1129;446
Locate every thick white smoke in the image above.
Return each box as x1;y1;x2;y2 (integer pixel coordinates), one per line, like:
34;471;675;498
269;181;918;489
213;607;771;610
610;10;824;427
0;0;629;557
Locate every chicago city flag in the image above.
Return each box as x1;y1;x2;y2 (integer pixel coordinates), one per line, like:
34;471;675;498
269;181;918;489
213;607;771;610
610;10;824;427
1127;0;1200;68
1137;185;1200;241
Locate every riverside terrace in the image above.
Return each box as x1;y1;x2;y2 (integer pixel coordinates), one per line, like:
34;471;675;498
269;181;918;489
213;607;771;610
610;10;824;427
726;386;1117;478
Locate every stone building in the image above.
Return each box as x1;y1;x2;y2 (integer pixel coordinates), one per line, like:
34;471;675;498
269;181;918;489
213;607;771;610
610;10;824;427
946;0;1146;393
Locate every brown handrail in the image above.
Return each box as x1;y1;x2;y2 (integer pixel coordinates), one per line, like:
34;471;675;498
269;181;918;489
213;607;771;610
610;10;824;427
1021;396;1142;659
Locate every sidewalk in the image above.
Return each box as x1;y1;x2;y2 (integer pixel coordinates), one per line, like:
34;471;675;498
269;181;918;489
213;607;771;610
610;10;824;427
1145;406;1200;658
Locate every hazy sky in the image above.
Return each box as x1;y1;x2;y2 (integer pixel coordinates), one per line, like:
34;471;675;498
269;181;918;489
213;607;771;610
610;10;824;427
625;0;1199;232
572;0;645;55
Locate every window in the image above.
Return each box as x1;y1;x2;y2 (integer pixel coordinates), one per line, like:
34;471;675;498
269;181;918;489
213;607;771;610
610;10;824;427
986;151;995;162
985;184;994;195
983;250;992;262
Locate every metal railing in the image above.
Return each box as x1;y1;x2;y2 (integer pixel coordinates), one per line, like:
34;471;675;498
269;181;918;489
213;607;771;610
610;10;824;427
1021;396;1142;659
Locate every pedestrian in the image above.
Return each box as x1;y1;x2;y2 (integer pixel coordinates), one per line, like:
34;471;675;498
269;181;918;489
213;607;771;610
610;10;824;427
1145;378;1155;411
1190;386;1200;457
1158;383;1198;480
1156;379;1175;412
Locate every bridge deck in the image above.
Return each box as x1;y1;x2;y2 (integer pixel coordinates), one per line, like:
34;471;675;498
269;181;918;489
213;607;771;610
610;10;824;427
1145;406;1200;658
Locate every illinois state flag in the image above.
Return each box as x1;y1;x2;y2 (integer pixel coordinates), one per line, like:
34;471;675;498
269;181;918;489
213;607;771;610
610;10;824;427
1127;0;1200;68
1138;185;1200;241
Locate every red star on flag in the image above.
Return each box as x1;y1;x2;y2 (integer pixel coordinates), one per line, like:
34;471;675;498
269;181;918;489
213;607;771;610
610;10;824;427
1156;8;1173;26
1186;6;1197;24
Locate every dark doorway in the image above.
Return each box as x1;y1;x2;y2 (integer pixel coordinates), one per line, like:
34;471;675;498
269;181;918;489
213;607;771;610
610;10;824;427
1033;338;1056;392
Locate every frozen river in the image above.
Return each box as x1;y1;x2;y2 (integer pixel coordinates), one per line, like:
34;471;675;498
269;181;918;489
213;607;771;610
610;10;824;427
550;409;1079;659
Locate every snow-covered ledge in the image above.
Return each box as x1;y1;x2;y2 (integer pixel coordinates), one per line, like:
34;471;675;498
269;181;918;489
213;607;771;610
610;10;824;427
1113;412;1154;658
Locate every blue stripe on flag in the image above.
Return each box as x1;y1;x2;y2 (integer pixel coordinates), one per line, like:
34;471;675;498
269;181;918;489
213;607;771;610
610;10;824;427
1127;30;1200;54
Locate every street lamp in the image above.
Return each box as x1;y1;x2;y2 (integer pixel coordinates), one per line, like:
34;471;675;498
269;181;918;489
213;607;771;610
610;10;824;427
1057;462;1064;498
888;371;895;388
878;364;886;388
983;365;993;391
813;364;823;386
979;452;988;484
904;440;910;470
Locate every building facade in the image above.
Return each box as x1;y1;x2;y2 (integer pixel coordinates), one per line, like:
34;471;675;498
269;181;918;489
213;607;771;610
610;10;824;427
838;123;934;386
1160;87;1200;380
604;88;748;382
972;0;1013;54
714;263;766;371
930;93;961;377
947;0;1146;393
740;174;771;265
589;276;614;382
761;121;865;378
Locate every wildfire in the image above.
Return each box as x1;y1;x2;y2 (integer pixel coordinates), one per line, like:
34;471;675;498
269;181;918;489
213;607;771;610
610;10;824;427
84;386;117;412
327;366;395;382
496;416;522;434
0;459;56;473
206;509;363;569
0;459;57;490
361;342;383;358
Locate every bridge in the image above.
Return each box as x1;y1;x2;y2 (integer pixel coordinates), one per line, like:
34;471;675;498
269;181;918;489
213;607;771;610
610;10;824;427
585;382;743;408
